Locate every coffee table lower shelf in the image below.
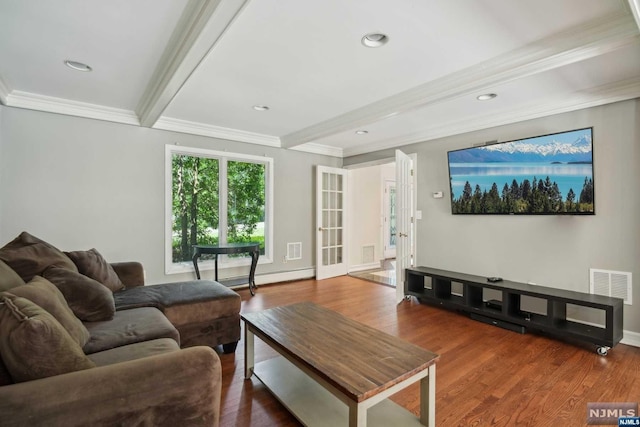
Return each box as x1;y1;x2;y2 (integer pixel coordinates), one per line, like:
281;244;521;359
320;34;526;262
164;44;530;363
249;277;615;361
253;356;425;427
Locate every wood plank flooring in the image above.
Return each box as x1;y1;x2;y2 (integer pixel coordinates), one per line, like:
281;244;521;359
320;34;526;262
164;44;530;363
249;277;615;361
219;276;640;427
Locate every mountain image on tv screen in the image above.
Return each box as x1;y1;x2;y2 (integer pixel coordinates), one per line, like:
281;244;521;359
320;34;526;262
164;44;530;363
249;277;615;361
448;127;594;215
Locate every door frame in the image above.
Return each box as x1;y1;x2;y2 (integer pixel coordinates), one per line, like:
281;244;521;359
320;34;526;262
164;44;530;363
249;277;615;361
344;155;417;275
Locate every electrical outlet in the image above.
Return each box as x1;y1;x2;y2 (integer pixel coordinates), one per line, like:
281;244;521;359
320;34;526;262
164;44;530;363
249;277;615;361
283;255;288;264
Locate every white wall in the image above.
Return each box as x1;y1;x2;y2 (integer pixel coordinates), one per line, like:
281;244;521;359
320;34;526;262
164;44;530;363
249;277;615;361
347;166;382;270
0;107;341;285
345;99;640;334
347;162;397;271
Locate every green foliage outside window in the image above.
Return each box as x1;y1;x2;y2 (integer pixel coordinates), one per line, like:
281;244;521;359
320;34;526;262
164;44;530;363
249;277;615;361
171;154;266;263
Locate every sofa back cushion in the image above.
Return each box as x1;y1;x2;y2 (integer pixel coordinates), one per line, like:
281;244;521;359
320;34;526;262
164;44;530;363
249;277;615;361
0;259;25;292
9;276;90;347
0;232;77;282
43;267;115;322
0;293;95;383
65;248;125;292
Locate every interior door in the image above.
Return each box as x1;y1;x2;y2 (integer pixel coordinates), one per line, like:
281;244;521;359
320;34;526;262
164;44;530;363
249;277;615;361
316;166;348;280
395;150;413;303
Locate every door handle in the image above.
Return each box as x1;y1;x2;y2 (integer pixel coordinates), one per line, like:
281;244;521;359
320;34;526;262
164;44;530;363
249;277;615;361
398;232;408;237
318;227;326;231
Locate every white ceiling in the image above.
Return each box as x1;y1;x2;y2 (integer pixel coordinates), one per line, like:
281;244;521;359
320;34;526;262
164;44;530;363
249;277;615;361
1;0;639;158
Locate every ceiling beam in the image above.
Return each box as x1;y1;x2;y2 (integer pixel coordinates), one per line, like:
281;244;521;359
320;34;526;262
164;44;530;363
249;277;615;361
280;12;639;149
629;0;640;31
136;0;248;128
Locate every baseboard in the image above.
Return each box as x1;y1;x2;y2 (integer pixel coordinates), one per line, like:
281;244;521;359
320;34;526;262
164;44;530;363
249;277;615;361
348;262;380;273
621;330;640;348
255;268;315;285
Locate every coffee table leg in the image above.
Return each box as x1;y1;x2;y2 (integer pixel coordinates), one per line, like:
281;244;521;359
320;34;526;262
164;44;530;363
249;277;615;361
348;402;366;427
420;364;436;426
244;322;254;379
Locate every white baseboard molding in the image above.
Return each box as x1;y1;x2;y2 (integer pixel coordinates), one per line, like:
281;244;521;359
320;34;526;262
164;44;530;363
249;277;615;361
621;330;640;348
348;262;380;273
255;268;315;285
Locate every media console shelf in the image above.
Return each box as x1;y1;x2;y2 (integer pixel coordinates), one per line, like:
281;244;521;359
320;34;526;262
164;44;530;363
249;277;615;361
405;266;623;355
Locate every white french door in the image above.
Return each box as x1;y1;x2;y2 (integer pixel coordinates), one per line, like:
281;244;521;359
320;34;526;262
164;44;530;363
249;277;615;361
316;166;348;280
395;150;414;303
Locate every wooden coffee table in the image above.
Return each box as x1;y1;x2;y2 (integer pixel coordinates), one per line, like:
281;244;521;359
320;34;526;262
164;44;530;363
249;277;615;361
242;302;439;426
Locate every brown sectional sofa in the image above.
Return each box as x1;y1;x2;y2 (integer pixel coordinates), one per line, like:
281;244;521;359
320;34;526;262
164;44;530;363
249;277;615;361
0;232;242;427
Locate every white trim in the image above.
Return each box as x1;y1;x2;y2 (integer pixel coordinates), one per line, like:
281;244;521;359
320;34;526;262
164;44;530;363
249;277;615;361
0;74;10;105
255;268;315;285
281;12;638;149
621;330;640;348
628;0;640;32
6;91;140;125
154;116;280;147
348;262;381;273
164;144;274;274
290;143;343;158
137;0;249;127
343;76;640;157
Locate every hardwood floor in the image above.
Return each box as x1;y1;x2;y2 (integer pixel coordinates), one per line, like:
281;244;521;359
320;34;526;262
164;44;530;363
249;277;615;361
219;276;640;427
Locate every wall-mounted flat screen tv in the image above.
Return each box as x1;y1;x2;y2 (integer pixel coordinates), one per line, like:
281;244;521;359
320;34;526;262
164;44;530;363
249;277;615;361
447;127;594;215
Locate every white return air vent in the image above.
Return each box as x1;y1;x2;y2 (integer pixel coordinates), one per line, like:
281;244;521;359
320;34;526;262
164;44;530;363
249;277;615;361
287;242;302;261
590;268;632;305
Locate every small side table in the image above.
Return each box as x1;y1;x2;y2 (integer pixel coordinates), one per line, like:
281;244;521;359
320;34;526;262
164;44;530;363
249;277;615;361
192;243;260;296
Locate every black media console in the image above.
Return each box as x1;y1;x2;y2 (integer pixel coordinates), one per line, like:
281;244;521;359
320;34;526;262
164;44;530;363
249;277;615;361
405;266;623;355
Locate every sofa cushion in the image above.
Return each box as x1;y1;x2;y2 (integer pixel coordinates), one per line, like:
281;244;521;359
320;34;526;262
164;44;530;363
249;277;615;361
87;338;180;367
0;259;25;291
114;280;241;323
43;267;115;322
65;248;125;292
83;307;180;354
9;276;90;347
0;293;95;383
0;231;77;282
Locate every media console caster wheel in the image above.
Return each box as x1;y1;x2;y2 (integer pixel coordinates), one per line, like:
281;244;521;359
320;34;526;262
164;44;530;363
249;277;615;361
596;346;609;356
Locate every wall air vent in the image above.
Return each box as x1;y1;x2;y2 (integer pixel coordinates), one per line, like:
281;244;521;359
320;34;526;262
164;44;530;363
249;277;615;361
590;268;632;305
362;245;375;264
287;242;302;261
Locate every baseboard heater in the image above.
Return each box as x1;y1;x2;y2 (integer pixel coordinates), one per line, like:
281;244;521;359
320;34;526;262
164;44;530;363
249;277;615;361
470;313;526;334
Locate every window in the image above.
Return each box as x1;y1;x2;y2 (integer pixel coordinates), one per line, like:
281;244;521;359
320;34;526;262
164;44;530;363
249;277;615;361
165;145;273;274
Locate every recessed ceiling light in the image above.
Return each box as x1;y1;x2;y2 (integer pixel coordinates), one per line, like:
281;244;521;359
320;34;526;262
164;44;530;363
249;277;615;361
355;130;369;135
64;60;92;72
252;105;269;111
477;93;497;101
361;33;389;48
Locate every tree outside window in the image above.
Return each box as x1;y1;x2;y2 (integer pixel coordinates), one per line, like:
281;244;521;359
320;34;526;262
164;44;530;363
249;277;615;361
168;147;271;269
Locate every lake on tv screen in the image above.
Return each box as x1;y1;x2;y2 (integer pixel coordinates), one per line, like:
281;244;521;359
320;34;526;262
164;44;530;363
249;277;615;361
449;163;593;200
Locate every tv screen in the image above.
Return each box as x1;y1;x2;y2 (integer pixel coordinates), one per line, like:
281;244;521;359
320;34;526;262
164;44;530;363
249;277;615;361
447;127;594;215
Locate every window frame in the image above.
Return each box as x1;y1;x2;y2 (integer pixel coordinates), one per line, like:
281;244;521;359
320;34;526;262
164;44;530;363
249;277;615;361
165;144;274;275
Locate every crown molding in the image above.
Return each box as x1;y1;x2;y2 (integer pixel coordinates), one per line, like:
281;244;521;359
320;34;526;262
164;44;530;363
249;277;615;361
290;143;343;158
343;77;640;158
282;12;639;149
6;91;140;125
154;116;280;147
0;74;10;105
629;0;640;31
136;0;249;127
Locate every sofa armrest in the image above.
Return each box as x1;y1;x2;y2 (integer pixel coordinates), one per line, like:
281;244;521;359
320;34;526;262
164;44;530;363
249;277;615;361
0;346;221;427
111;262;145;288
